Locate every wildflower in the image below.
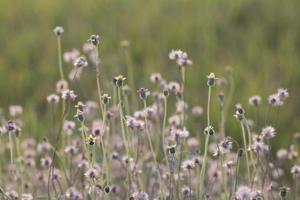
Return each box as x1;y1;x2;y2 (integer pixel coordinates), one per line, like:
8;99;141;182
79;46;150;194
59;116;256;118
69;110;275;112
251;141;269;155
248;95;261;107
167;145;176;155
87;134;96;145
51;169;62;180
276;148;288;160
168;81;181;94
277;88;289;101
207;72;216;87
261;126;276;139
63;48;80;63
88;34;100;46
74;110;84;122
172;127;190;139
181;160;195;170
288;145;298;160
62;90;77;101
193;156;202;165
234;104;245;121
74;102;85;112
113;75;126;87
46;94;60;104
40;157;52;168
168;115;181;127
219;139;233;155
268;94;283;106
163;88;169;97
137;88;150;100
181;186;192;198
150;73;162;83
63;120;76;135
5;120;16;131
65;145;78;155
291;165;300;178
65;187;82;200
235;186;251;200
53;26;64;36
9;105;23;117
56;80;69;93
5;190;19;200
218;92;225;103
279;187;290;198
130;191;149;200
192;106;203;116
101;94;111;105
169;49;192;67
73;57;88;68
83;42;94;54
84;168;98;179
176;100;188;113
37;142;51;153
204;125;215;135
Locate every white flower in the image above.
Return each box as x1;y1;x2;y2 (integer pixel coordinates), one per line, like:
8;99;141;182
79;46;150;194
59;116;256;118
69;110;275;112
261;126;276;139
73;56;88;68
9;105;23;117
61;90;77;101
236;186;251;200
277;88;289;101
268;94;283;106
47;94;60;104
291;165;300;177
248;95;261;106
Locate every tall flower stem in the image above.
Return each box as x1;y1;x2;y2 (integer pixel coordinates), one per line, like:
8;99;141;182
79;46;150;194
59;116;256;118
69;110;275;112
143;99;163;195
181;67;186;126
94;46;104;116
221;155;228;199
240;122;251;185
101;104;110;184
56;36;64;80
199;85;212;198
162;97;168;164
117;87;129;156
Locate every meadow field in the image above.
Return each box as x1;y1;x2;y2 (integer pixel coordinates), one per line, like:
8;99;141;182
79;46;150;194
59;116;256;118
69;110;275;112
0;0;300;199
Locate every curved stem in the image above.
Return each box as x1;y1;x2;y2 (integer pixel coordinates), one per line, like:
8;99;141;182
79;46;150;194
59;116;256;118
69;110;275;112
240;122;251;185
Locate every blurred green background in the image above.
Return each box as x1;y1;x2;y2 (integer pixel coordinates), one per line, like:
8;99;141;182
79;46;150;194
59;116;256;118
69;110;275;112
0;0;299;146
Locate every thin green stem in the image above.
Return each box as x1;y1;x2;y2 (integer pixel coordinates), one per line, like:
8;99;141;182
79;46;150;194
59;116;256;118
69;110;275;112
56;36;64;80
240;122;251;185
143;99;163;196
117;87;129;156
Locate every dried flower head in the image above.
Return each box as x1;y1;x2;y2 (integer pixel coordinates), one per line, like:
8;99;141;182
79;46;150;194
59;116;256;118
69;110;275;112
137;88;150;100
101;94;111;105
73;57;88;68
268;94;283;107
261;126;276;139
47;94;60;104
56;80;69;93
248;95;261;107
113;75;126;87
62;90;77;101
207;72;216;86
204;125;215;135
88;34;100;46
53;26;64;36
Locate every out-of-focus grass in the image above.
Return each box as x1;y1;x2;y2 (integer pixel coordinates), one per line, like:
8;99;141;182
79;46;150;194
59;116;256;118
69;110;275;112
0;0;299;147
